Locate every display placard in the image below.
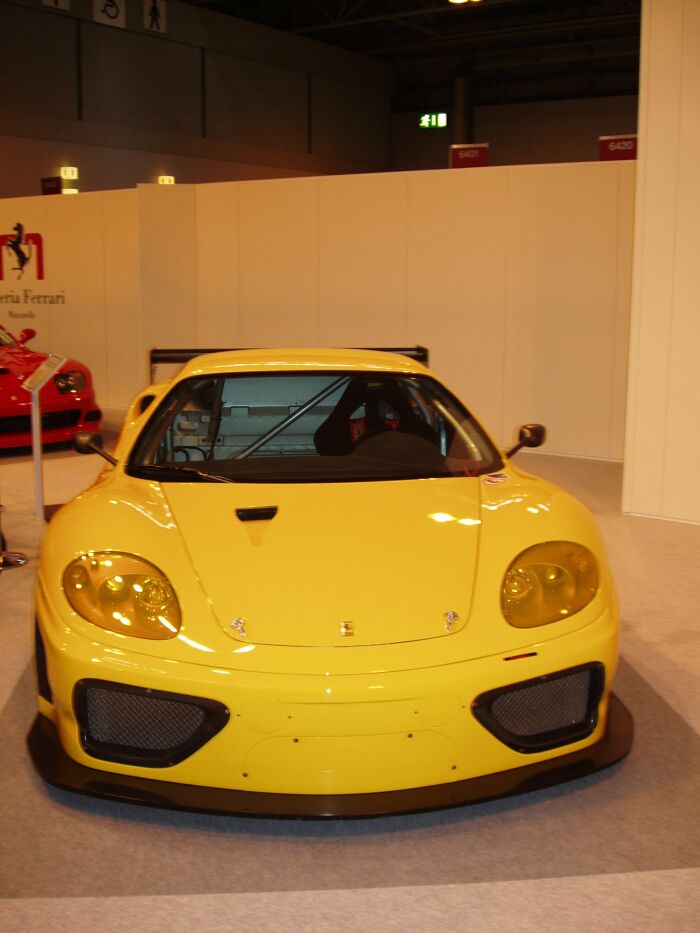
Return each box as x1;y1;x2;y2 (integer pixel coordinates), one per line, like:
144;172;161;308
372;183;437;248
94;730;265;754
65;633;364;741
21;355;67;393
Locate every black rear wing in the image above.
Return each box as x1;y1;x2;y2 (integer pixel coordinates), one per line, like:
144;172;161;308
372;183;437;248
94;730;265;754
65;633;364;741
148;346;429;383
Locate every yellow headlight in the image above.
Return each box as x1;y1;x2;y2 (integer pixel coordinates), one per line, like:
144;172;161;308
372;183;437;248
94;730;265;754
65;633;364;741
63;552;181;639
501;542;598;628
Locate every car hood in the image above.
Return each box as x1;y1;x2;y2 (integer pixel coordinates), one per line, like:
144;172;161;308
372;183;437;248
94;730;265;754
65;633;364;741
164;478;481;647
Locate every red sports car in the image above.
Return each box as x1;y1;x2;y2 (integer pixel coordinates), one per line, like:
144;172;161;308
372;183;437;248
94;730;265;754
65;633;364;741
0;324;101;450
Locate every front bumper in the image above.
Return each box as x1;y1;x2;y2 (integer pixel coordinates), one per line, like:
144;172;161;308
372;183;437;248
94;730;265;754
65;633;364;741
28;694;632;818
0;398;101;449
32;582;631;815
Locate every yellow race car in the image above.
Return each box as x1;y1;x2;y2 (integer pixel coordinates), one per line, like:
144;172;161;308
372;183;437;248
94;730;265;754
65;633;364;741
28;348;632;817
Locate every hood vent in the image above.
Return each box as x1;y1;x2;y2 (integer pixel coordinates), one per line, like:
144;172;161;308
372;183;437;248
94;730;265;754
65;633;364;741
236;506;278;522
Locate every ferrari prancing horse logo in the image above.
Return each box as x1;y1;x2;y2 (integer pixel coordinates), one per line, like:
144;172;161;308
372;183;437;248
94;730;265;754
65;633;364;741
0;223;45;281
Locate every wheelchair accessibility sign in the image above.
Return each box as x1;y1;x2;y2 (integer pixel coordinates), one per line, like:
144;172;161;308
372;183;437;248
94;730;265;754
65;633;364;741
93;0;125;28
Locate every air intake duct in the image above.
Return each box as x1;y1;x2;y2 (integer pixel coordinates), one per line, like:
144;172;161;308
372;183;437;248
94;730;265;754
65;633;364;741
472;663;605;753
74;680;229;767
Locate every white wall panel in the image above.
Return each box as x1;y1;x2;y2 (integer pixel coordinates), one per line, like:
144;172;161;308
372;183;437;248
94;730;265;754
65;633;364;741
405;168;508;438
139;185;197;358
610;166;635;460
623;0;700;522
0;161;635;460
319;173;408;348
238;178;320;347
103;191;141;412
503;163;627;458
194;183;241;348
42;194;108;403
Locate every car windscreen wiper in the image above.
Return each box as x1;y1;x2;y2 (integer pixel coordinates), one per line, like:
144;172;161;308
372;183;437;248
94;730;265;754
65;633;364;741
132;464;235;483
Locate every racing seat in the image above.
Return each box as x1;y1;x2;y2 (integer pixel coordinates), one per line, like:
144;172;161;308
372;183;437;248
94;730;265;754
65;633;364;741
314;376;436;455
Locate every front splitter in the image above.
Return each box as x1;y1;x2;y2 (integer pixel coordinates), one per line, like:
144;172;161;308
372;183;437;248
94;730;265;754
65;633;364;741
27;694;633;819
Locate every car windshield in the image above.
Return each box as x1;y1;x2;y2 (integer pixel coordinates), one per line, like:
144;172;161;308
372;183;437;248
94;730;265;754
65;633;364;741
0;330;16;348
128;371;502;483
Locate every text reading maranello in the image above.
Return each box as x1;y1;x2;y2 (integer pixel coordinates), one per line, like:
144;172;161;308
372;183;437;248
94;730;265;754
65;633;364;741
0;289;66;305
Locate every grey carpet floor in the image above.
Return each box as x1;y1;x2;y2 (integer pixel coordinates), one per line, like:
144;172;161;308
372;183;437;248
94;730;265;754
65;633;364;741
1;656;698;900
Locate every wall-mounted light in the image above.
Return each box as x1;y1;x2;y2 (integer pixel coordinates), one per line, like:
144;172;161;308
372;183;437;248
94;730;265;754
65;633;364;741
62;187;79;195
158;175;176;185
60;166;79;180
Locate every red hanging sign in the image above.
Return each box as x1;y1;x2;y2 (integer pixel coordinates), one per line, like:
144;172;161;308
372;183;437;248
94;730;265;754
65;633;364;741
598;135;637;161
449;143;489;168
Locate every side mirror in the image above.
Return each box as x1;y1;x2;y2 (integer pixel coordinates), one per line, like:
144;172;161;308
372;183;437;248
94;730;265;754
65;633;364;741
73;431;117;465
18;328;36;345
506;423;546;458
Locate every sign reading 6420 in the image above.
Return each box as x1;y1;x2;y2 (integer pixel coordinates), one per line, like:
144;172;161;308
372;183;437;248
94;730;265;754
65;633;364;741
598;134;637;161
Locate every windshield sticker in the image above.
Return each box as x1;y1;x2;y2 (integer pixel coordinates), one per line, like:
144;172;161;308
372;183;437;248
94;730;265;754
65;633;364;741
482;472;508;485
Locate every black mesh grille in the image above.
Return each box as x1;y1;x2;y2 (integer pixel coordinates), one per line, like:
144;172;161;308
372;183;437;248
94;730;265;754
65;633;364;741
472;663;605;753
75;680;229;767
43;410;81;429
490;670;591;736
85;686;205;751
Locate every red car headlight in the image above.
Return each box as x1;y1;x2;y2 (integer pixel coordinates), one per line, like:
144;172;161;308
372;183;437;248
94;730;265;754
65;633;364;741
54;370;86;393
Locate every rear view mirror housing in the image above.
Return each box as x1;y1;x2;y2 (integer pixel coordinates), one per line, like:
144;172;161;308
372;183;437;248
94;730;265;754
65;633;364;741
506;424;546;458
73;432;117;465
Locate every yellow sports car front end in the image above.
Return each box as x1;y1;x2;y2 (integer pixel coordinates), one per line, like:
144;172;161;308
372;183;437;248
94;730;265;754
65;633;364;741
29;349;632;817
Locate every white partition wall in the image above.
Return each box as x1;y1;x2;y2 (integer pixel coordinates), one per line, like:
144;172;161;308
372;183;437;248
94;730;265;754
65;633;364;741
623;0;700;523
0;161;634;459
0;189;141;413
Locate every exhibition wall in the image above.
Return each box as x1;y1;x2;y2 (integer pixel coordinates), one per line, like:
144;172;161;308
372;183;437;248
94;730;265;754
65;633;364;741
623;0;700;524
1;1;640;195
0;159;634;460
0;0;392;197
0;133;310;201
393;95;639;172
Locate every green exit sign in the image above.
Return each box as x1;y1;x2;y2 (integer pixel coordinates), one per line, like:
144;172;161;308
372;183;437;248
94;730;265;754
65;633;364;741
418;112;448;129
